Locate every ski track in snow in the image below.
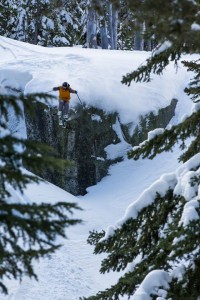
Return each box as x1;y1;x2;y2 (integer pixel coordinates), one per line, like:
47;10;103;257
0;36;196;300
2;148;181;300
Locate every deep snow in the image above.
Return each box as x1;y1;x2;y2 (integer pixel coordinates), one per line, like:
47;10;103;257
0;36;197;300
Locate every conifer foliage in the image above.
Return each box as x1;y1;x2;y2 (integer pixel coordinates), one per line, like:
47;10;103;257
0;92;81;294
82;1;200;299
0;0;86;46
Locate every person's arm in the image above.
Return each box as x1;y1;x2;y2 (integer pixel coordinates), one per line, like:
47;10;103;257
53;87;60;91
69;87;77;94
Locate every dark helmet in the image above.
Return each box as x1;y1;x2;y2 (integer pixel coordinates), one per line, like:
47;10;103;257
62;82;69;88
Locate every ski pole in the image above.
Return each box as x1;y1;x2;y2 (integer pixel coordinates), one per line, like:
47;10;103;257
77;93;83;105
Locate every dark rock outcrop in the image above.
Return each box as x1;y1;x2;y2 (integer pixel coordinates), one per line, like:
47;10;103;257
25;104;121;195
121;98;178;146
25;98;178;195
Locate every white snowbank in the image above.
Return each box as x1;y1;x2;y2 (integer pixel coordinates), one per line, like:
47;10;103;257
0;36;197;126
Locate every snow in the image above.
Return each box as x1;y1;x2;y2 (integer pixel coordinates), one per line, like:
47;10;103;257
115;171;176;228
0;126;10;138
153;41;172;55
192;102;200;112
191;23;200;30
181;199;199;226
2;148;182;300
91;114;102;122
132;270;171;300
103;153;200;233
0;36;199;300
147;128;164;141
105;118;131;159
0;36;197;126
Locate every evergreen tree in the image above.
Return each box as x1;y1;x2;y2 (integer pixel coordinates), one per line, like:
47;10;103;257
0;0;86;46
82;1;200;299
117;2;135;50
0;0;156;50
0;0;18;38
0;91;81;294
49;0;86;47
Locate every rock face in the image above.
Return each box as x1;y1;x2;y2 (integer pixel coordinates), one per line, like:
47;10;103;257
121;98;178;146
25;99;177;195
25;103;121;195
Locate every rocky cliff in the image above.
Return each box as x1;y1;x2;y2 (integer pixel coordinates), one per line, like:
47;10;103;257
25;98;177;195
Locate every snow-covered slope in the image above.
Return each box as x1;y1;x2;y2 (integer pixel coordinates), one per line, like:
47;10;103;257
2;149;182;300
0;36;195;126
0;36;197;300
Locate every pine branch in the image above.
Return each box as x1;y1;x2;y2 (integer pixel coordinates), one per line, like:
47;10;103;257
0;92;81;294
128;111;200;162
122;46;181;85
182;59;200;103
84;188;200;300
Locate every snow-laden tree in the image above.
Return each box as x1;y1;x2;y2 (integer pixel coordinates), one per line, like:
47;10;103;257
0;0;53;44
1;0;154;50
0;90;81;294
82;1;200;299
0;0;18;38
17;0;84;46
0;0;86;46
117;2;135;50
49;0;86;47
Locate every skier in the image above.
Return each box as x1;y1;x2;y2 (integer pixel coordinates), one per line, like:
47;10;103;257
53;82;77;126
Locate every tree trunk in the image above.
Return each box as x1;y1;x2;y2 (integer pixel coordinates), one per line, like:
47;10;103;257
86;0;98;48
112;5;118;49
100;24;109;49
107;0;118;50
107;1;114;49
99;1;108;49
146;39;152;51
134;20;144;50
33;0;40;45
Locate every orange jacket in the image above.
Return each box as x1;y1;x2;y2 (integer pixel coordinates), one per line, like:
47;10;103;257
53;86;76;102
